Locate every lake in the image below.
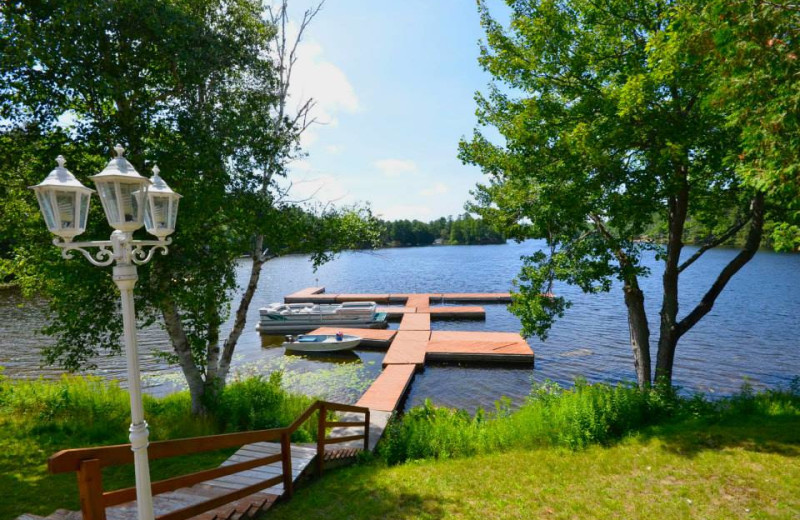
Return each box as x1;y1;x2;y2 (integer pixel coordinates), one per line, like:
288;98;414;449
1;240;798;412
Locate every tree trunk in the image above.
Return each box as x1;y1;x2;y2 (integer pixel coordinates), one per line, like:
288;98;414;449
591;214;652;388
217;236;268;383
623;277;652;388
161;295;207;414
656;169;689;387
655;192;766;384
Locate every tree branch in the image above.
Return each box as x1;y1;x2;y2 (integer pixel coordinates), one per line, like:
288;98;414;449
678;215;751;273
676;192;766;337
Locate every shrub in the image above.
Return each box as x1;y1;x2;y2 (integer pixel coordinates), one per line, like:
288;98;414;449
210;372;317;442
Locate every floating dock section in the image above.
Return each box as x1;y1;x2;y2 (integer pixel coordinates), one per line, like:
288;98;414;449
296;287;532;443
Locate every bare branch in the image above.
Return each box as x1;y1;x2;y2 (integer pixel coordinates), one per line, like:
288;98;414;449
677;193;766;337
678;216;751;273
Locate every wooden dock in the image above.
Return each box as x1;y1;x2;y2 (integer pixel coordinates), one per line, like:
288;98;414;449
300;286;533;445
285;288;512;305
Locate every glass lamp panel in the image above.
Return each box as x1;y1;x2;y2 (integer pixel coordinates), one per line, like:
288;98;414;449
169;197;179;229
96;181;120;224
35;190;57;230
79;193;90;230
152;195;170;230
55;190;77;230
118;181;144;224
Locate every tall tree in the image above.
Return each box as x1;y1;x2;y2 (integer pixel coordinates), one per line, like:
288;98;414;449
0;0;378;413
459;0;793;387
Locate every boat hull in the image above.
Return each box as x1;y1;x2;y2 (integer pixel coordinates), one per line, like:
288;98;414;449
283;335;362;352
256;318;388;334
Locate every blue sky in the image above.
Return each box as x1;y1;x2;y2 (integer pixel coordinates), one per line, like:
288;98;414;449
283;0;509;220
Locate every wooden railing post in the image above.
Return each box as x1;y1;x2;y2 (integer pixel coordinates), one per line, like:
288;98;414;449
280;431;293;498
76;459;106;520
364;409;370;451
316;404;326;476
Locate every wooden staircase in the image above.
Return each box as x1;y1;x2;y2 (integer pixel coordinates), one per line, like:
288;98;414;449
19;401;369;520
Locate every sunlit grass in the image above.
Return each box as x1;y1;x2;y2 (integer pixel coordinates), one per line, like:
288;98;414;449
269;412;800;519
0;372;315;519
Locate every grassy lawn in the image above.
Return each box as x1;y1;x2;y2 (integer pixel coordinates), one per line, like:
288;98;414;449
268;415;800;520
0;420;234;519
0;374;315;520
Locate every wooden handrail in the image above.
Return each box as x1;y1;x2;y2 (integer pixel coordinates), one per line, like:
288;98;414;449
50;427;284;473
47;399;370;520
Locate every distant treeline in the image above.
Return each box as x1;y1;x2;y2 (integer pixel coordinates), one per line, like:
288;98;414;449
379;214;506;247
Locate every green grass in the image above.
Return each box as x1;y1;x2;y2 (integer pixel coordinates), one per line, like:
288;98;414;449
378;379;799;464
0;372;315;520
268;412;800;519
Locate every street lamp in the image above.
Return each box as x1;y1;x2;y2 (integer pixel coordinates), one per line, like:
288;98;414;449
31;145;181;520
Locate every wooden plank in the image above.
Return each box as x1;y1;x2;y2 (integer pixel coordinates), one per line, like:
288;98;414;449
425;331;534;363
440;292;512;302
317;400;371;414
382;340;427;366
325;421;367;428
103;453;282;507
356;364;416;412
280;433;293;498
323;434;364;445
155;476;283;520
403;295;430;310
316;404;326;477
428;306;485;319
398;313;431;331
334;294;390;303
382;330;430;367
77;459;106;520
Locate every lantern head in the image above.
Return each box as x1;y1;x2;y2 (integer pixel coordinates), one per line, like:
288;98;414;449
30;156;94;241
144;165;181;238
90;144;151;232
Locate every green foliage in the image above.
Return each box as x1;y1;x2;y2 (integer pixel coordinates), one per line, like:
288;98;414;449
459;0;797;386
379;214;505;247
0;0;379;408
682;0;800;251
378;379;800;465
211;373;316;441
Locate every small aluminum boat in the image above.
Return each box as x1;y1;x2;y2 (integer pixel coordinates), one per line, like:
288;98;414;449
282;334;362;353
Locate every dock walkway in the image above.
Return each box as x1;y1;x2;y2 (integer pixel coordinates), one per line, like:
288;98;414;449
295;286;534;447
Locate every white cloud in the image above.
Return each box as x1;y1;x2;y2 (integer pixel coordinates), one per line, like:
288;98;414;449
325;145;342;154
420;182;448;197
374;159;418;177
290;159;313;172
291;41;360;127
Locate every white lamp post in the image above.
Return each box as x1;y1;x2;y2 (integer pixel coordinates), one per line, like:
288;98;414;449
31;145;181;520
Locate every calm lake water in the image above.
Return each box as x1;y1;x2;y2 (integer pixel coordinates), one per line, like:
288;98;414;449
1;240;799;412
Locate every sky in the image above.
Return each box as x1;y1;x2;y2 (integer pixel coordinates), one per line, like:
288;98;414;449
281;0;510;221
